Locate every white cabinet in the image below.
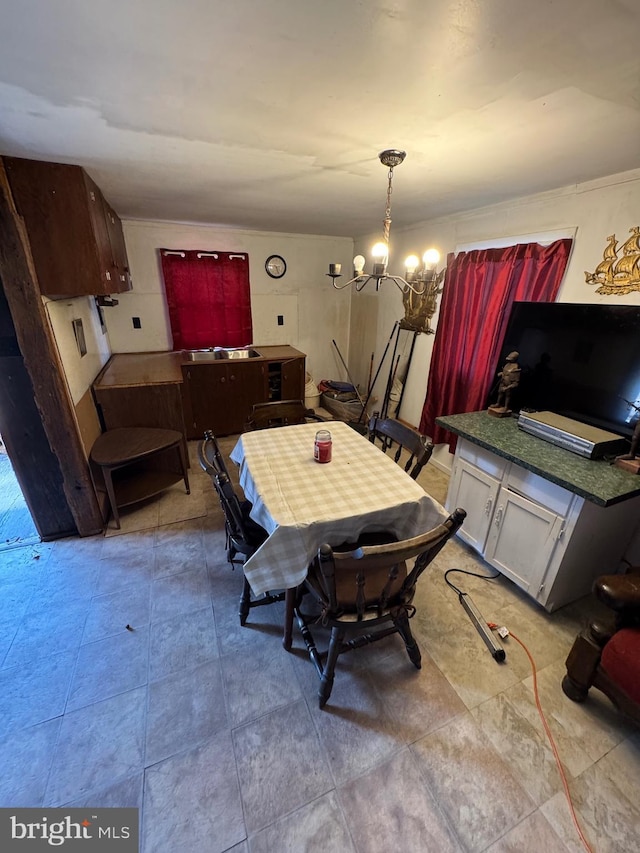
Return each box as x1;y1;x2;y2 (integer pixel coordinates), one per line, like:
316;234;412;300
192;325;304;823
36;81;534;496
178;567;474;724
484;487;563;595
448;458;500;553
446;438;640;611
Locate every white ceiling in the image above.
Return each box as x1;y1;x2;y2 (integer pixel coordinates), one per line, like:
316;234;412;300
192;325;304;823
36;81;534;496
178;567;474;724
1;0;639;238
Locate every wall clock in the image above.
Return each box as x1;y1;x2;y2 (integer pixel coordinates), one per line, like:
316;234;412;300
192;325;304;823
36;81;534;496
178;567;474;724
265;254;287;278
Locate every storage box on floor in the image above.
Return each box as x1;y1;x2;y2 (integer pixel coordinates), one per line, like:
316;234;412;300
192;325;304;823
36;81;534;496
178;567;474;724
318;380;368;423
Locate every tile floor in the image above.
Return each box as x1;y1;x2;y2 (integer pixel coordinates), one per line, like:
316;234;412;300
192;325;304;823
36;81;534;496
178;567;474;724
0;440;39;549
0;435;638;852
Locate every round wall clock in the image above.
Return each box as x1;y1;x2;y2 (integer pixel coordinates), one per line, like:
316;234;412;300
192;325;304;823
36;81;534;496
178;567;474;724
265;254;287;278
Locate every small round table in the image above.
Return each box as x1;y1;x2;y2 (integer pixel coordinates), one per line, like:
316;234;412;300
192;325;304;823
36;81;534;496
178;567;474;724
90;427;190;529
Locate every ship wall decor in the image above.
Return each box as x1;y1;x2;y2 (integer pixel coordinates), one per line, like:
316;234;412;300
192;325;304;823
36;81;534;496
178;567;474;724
585;226;640;295
400;268;446;333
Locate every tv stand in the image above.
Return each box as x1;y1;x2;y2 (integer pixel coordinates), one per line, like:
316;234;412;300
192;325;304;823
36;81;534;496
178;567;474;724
517;411;627;459
436;412;640;612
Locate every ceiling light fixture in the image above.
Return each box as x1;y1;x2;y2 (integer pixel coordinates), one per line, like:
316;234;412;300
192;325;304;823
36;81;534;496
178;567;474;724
327;149;441;294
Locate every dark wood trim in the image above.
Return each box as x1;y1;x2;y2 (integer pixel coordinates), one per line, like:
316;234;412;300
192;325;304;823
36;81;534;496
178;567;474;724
0;159;104;537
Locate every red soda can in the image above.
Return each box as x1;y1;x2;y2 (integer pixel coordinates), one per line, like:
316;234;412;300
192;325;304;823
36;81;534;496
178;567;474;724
314;429;332;463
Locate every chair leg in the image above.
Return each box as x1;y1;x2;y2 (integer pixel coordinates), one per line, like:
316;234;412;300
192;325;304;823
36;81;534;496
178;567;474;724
319;626;344;708
283;588;295;650
562;627;605;702
239;576;252;625
393;610;422;669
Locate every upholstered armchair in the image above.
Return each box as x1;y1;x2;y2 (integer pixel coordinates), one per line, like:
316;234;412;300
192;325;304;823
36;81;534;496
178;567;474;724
562;570;640;726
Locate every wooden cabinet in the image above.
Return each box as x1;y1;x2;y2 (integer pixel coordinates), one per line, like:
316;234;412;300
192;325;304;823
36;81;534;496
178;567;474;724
4;156;132;297
181;349;306;438
94;348;306;443
182;361;268;438
446;438;640;611
92;353;187;459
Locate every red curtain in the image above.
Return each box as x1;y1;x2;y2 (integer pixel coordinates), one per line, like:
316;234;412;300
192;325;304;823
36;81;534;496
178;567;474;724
160;250;253;350
419;239;572;449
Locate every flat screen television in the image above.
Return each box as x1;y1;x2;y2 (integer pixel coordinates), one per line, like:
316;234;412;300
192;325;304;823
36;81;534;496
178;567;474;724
491;302;640;440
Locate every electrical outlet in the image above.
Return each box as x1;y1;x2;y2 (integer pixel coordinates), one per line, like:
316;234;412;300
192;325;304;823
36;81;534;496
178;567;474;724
132;317;141;329
277;315;284;326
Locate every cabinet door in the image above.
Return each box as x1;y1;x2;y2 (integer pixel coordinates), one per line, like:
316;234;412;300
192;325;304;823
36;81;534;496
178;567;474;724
83;173;117;294
184;362;268;437
233;362;268;429
184;364;235;438
484;487;563;595
281;357;305;399
447;457;500;553
103;199;132;293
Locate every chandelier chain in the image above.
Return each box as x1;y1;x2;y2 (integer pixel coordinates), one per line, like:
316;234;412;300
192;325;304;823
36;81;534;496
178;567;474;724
383;167;394;244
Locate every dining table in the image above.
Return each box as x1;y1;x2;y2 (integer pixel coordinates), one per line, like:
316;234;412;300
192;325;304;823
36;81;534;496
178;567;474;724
229;420;449;646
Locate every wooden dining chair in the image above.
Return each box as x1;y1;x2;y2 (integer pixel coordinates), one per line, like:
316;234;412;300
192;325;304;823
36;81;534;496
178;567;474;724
198;429;231;479
245;399;324;431
197;433;285;624
367;412;434;479
291;507;466;708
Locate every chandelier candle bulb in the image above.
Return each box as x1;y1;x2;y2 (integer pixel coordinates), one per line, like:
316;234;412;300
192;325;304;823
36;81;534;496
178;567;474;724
405;255;420;274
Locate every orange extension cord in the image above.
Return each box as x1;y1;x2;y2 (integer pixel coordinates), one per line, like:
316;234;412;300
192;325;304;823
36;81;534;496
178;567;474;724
487;622;594;853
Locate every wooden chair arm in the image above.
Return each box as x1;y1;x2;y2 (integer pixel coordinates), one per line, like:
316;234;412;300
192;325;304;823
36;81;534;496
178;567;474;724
595;574;640;613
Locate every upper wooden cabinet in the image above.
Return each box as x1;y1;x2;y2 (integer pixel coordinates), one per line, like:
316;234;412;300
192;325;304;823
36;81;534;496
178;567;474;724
3;156;132;297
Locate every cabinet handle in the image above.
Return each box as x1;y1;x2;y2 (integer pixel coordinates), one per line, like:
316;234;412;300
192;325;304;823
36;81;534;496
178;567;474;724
230;374;236;381
485;498;493;517
220;377;226;383
557;523;565;540
494;506;504;528
105;271;111;281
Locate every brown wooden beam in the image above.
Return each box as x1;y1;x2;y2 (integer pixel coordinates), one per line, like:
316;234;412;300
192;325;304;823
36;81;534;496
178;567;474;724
0;159;103;537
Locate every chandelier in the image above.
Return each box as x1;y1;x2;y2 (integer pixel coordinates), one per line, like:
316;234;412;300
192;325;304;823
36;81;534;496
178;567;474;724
327;149;440;295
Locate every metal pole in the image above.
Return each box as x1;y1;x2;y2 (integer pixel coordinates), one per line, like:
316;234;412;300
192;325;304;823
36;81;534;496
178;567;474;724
331;339;365;409
360;321;398;420
395;330;419;420
382;325;402;418
383;354;401;419
366;352;374;395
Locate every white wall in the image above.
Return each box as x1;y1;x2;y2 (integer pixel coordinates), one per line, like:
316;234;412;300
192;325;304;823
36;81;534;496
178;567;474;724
350;168;640;450
43;295;111;405
44;168;640;431
44;221;354;406
104;220;354;387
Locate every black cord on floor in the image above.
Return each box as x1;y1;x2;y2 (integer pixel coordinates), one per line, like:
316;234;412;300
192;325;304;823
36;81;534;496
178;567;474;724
443;566;501;596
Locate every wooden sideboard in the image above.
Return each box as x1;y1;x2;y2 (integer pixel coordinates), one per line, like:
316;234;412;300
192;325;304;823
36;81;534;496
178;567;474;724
92;346;307;446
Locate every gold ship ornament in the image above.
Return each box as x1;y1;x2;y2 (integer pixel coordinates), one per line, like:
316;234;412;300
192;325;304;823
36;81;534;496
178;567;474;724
585;226;640;295
400;268;446;333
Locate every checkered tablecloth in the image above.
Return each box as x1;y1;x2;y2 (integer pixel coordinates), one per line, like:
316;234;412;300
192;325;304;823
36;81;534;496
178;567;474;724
229;421;448;596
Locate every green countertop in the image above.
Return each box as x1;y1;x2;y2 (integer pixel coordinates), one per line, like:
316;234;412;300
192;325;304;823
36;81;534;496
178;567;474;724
436;411;640;508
